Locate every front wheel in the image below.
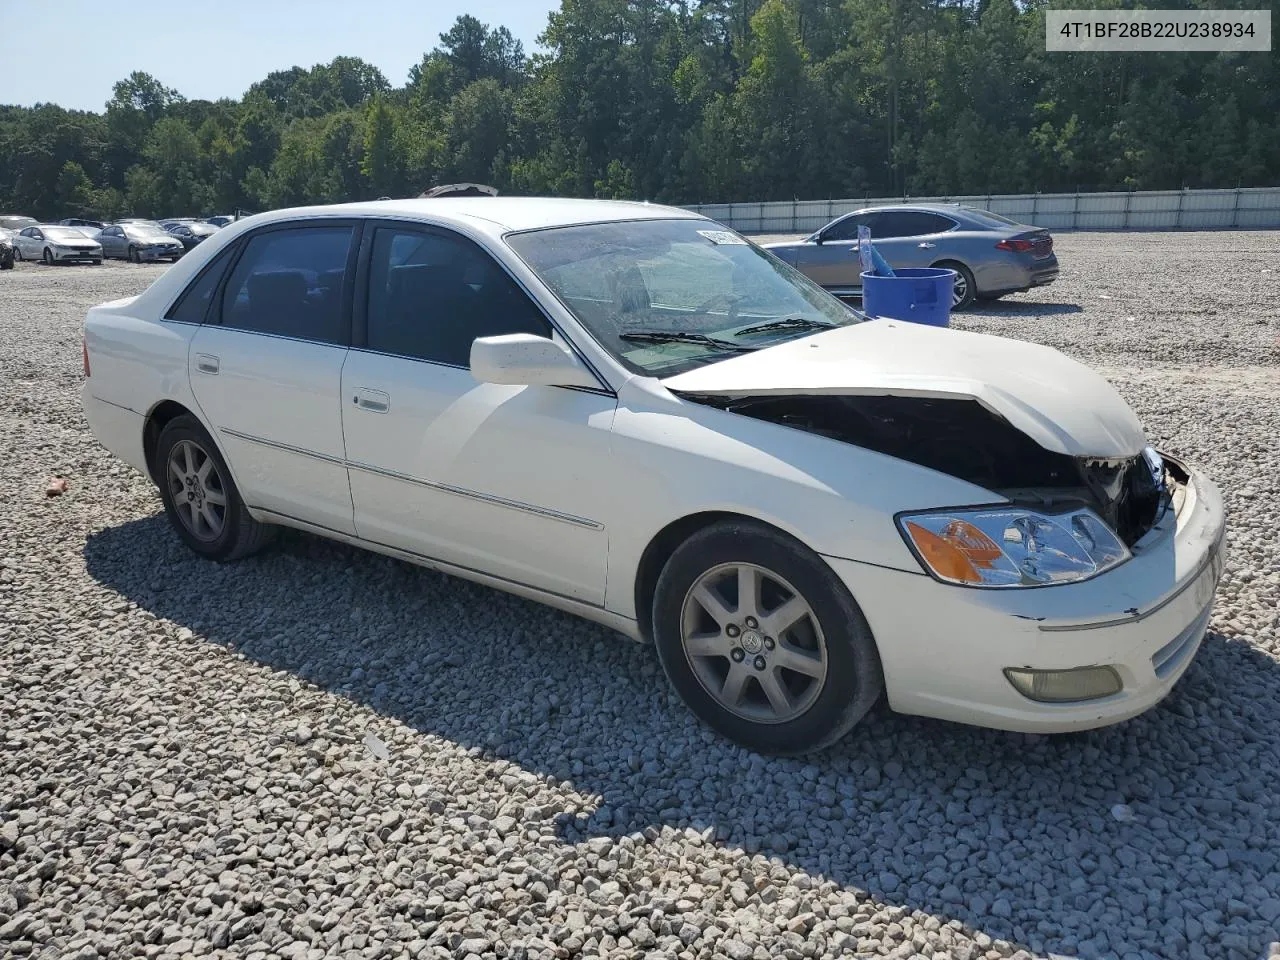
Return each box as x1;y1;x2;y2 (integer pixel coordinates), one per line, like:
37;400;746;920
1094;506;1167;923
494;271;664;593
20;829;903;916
652;520;883;755
42;247;54;265
156;416;274;562
12;247;22;262
128;245;140;264
937;260;977;311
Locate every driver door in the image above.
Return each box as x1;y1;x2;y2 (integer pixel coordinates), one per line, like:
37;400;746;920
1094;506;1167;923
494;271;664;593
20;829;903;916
796;214;869;292
340;221;617;604
17;228;42;259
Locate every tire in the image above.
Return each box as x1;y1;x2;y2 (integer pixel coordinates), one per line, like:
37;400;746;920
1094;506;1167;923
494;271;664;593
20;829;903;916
652;519;884;755
128;245;140;264
12;247;22;262
0;254;12;270
42;247;54;265
936;260;977;311
155;415;275;562
92;259;103;266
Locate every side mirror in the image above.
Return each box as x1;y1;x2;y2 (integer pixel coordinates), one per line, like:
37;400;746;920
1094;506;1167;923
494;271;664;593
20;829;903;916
811;231;825;245
470;333;600;389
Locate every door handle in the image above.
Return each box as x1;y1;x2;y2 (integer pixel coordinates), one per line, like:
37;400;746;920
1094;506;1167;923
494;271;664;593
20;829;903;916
194;353;220;375
353;388;390;413
918;242;936;249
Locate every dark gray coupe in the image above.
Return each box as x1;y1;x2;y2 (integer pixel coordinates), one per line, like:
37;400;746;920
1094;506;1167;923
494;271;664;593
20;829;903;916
764;203;1059;309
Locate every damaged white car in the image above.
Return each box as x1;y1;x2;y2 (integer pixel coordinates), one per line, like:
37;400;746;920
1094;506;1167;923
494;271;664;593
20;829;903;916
82;199;1225;754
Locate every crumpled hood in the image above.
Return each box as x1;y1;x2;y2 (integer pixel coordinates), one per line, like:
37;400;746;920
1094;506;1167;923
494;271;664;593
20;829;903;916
663;319;1147;458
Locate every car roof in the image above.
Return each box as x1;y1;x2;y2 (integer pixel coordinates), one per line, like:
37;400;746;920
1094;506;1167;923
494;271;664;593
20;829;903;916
848;203;967;215
242;197;702;236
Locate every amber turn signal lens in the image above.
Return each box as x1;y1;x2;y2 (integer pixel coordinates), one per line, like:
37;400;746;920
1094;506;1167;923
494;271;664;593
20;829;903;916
904;519;1002;584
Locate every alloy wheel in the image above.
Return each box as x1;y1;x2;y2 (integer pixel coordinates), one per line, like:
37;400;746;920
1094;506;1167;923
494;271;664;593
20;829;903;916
951;272;968;307
166;440;228;542
680;562;828;724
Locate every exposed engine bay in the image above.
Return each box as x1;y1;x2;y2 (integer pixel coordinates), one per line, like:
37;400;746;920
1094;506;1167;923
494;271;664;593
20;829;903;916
680;393;1169;546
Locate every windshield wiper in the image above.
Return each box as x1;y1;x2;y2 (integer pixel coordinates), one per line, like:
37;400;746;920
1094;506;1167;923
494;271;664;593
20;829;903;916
619;330;757;352
733;316;837;337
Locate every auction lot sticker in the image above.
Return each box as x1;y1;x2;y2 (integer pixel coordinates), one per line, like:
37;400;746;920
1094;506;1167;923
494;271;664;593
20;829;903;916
1046;10;1271;52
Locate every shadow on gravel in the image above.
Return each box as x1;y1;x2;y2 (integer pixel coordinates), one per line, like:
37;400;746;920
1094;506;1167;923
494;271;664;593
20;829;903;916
969;300;1084;318
86;516;1280;960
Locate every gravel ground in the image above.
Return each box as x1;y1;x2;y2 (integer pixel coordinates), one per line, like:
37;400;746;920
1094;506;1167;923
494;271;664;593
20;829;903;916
1;234;1279;960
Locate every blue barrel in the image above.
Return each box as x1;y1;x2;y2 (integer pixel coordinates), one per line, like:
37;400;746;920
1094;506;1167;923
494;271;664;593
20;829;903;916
860;268;956;327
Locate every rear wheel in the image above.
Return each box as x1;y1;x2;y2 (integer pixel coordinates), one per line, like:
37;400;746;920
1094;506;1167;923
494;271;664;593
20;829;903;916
652;520;883;754
156;416;274;562
936;260;977;311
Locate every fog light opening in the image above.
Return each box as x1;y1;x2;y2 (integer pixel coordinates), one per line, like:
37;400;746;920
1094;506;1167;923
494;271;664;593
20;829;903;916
1004;665;1123;703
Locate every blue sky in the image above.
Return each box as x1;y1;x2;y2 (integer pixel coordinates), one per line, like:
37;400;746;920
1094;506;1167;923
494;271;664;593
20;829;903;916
5;0;559;112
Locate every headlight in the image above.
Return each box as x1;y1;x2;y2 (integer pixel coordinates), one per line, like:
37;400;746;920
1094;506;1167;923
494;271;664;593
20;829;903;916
898;506;1130;587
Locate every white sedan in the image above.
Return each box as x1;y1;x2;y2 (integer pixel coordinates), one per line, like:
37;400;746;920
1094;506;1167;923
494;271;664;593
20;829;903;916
81;198;1225;753
14;224;103;264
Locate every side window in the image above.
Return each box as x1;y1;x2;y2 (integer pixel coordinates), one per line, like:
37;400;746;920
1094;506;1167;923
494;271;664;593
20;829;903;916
864;212;907;238
218;225;354;344
166;246;236;323
822;215;867;242
871;212;954;238
365;226;550;365
917;213;957;234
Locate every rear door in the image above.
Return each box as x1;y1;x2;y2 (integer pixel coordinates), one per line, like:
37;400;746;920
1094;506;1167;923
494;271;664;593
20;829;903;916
186;220;360;535
867;211;958;268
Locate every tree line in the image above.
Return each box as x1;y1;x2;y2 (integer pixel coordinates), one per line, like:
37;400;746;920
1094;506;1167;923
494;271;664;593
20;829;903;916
1;0;1276;221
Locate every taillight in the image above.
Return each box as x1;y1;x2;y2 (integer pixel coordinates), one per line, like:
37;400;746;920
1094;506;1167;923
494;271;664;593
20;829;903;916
83;336;90;377
995;238;1035;252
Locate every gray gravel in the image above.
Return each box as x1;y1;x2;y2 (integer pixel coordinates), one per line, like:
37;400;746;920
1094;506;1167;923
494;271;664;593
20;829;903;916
2;236;1279;960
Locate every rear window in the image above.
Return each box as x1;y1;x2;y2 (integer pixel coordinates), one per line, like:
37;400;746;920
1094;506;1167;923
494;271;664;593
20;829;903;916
962;206;1024;227
166;246;237;324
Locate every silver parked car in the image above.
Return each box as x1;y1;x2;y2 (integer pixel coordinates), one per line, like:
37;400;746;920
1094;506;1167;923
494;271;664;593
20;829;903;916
12;224;103;264
764;204;1059;310
97;223;185;263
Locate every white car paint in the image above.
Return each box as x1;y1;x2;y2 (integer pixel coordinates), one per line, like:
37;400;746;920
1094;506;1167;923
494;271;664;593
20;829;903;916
14;224;102;263
663;318;1148;458
81;197;1225;740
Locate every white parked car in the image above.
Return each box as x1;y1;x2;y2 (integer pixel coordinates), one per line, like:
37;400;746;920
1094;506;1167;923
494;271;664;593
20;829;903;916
13;224;103;264
81;199;1225;753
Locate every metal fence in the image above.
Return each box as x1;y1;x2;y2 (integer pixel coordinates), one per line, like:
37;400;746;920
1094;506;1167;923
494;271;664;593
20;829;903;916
684;186;1280;234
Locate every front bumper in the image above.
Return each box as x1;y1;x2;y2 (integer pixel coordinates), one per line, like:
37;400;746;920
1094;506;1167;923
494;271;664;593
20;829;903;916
825;457;1225;733
138;246;182;261
55;248;102;262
